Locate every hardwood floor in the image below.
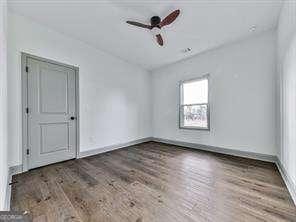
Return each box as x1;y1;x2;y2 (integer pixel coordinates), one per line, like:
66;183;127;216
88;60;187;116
11;142;296;222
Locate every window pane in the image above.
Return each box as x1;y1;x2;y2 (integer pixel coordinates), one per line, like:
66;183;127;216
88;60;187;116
183;79;208;104
182;104;208;128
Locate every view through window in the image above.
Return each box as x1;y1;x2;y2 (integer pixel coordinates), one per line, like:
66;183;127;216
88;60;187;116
180;76;209;129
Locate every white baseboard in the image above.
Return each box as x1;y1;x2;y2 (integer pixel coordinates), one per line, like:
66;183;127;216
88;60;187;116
78;137;153;158
152;137;277;163
4;171;10;211
275;157;296;205
5;165;23;210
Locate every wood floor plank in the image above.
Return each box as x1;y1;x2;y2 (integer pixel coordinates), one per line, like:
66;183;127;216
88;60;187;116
11;142;296;222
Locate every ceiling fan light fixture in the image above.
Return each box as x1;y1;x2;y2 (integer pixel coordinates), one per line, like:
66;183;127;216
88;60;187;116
151;27;161;36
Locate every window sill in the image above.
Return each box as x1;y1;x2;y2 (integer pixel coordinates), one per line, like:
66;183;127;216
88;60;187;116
179;126;210;131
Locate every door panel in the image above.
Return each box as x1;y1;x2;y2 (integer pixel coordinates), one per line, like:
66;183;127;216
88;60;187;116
40;122;69;154
39;68;68;114
27;58;76;169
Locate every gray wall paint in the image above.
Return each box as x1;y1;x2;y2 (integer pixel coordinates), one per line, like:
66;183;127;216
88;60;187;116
151;30;277;156
277;0;296;195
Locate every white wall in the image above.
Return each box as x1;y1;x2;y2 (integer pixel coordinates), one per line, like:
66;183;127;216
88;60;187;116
277;0;296;193
7;12;152;167
0;0;8;210
152;30;277;155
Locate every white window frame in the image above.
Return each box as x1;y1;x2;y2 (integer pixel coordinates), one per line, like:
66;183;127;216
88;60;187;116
179;74;210;130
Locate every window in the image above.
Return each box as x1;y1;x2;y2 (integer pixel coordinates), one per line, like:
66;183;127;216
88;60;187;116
179;76;210;130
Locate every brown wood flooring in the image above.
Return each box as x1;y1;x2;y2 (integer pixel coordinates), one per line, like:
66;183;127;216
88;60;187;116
11;142;296;222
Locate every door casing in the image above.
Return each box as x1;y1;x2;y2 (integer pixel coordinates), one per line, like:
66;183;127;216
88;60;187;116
21;52;80;172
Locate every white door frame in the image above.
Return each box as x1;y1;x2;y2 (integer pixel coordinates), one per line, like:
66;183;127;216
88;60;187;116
21;52;80;172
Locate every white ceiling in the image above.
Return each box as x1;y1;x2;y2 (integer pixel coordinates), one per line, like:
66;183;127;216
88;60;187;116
8;0;283;70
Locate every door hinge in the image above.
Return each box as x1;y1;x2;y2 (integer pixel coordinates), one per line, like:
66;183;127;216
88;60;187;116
26;149;30;155
25;66;29;73
26;107;29;114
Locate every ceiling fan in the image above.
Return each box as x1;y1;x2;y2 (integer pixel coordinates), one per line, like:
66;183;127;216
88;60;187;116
126;9;180;46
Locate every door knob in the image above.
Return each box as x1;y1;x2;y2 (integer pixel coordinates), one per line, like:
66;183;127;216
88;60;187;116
70;116;76;120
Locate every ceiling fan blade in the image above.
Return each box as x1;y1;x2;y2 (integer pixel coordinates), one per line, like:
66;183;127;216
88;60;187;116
126;21;152;29
160;9;180;27
156;34;164;46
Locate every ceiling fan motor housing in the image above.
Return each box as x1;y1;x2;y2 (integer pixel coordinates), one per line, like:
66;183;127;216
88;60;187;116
151;16;161;27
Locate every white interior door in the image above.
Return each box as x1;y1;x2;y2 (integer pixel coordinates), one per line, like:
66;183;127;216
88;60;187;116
27;57;77;169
